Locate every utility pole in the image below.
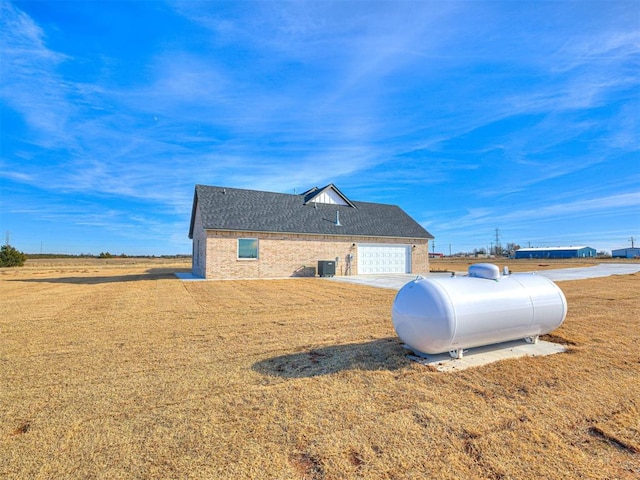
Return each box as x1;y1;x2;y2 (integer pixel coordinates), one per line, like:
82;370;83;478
495;228;501;255
631;237;636;248
5;231;9;246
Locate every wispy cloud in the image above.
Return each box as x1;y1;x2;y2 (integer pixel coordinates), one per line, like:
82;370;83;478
438;191;640;228
0;2;76;145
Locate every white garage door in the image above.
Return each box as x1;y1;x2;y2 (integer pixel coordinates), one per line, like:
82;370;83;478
358;244;410;274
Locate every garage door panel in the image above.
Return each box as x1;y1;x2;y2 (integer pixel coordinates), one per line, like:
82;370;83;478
358;245;410;274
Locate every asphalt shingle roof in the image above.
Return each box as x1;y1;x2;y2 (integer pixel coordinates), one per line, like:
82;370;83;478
189;184;434;240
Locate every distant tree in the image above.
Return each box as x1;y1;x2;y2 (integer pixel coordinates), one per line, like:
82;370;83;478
0;244;27;267
99;252;113;258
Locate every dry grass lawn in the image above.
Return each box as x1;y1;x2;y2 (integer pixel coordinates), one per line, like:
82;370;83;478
1;258;639;479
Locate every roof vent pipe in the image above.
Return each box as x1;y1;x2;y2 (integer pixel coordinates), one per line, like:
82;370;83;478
336;211;341;226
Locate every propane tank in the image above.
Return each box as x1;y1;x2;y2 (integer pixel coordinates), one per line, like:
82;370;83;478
392;264;567;358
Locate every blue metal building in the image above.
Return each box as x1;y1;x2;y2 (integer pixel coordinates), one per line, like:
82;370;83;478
612;247;640;258
514;246;597;259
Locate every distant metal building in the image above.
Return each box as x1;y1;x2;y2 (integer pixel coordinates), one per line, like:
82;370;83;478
514;246;596;259
612;247;640;258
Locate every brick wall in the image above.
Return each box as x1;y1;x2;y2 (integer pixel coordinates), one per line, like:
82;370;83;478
197;230;430;279
191;208;208;278
412;241;429;274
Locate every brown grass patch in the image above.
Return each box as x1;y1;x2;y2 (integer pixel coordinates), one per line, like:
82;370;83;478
590;399;640;454
1;259;639;479
10;422;30;436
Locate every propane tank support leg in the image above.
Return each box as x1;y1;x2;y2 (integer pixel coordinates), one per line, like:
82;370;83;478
449;349;464;359
524;335;539;344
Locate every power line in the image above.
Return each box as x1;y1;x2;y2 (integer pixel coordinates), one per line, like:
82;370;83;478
493;228;501;254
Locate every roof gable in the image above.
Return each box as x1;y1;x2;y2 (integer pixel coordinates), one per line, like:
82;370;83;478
189;184;433;240
302;184;356;208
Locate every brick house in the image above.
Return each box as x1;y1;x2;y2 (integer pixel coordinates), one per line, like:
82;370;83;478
188;184;434;279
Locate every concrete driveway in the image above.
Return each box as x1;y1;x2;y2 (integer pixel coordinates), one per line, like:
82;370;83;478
330;263;640;290
530;263;640;281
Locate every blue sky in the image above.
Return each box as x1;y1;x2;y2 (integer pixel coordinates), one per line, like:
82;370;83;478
1;0;638;256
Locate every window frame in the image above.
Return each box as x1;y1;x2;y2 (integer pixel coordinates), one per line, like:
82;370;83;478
237;238;259;260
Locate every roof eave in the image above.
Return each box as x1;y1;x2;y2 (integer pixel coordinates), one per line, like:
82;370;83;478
187;186;200;239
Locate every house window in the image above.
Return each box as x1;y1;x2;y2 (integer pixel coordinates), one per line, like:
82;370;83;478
238;238;258;260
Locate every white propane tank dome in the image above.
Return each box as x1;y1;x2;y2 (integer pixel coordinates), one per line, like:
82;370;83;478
392;263;567;357
468;263;501;280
